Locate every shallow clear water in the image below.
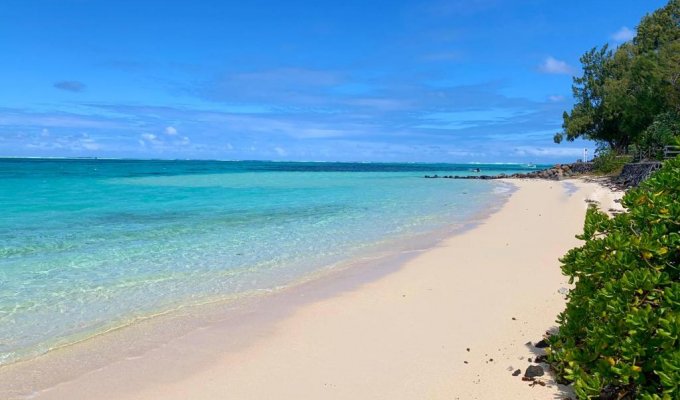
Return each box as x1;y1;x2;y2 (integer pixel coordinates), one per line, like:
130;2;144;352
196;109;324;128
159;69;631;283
0;159;544;365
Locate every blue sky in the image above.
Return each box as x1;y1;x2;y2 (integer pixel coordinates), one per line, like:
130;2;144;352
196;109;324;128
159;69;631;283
0;0;667;162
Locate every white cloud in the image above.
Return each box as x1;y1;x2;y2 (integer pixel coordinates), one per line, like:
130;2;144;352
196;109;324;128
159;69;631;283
513;146;584;157
164;126;178;135
447;149;479;157
274;146;287;156
81;140;100;150
0;113;125;129
611;26;635;43
548;95;565;102
539;57;574;75
26;132;101;151
139;133;162;148
140;132;191;148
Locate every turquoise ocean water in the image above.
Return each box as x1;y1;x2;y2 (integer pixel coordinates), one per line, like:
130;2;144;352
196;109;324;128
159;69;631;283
0;159;544;366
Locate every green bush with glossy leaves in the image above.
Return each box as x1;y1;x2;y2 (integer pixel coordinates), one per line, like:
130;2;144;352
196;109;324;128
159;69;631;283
549;156;680;399
592;148;633;174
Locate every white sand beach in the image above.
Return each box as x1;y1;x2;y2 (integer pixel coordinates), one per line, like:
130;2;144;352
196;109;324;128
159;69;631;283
3;179;622;400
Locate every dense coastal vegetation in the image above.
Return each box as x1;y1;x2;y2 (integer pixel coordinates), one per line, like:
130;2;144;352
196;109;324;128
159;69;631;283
553;0;679;160
548;2;679;398
549;158;679;399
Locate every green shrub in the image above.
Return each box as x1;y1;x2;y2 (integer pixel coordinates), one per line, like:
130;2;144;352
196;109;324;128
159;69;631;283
592;148;633;174
638;112;680;160
549;156;680;399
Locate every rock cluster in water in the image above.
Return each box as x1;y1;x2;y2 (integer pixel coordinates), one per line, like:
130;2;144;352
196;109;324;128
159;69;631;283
424;162;594;181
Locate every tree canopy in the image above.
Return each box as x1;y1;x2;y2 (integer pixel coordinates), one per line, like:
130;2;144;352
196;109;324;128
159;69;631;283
554;0;680;153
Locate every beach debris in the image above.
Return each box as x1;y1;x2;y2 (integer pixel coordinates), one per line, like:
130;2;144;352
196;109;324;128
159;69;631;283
512;369;522;376
534;355;548;363
529;380;546;387
598;384;637;400
466;347;470;352
521;376;546;387
524;365;545;378
489;358;493;362
558;287;569;295
512;317;516;320
534;339;549;348
464;361;468;364
527;358;532;362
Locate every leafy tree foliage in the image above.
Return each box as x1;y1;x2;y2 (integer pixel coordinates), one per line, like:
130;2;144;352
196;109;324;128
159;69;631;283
554;0;680;153
549;157;680;399
639;111;680;159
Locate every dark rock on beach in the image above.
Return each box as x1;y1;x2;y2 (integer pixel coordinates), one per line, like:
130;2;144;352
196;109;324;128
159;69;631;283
524;365;545;378
512;369;521;376
534;339;549;348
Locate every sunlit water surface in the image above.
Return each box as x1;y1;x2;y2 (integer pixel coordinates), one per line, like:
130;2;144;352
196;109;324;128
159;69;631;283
0;159;545;365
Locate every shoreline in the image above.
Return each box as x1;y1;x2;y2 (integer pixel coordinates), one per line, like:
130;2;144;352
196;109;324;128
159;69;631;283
1;179;622;399
0;181;514;399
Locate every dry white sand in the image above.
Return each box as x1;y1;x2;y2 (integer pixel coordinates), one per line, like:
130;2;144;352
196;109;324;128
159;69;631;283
12;179;623;400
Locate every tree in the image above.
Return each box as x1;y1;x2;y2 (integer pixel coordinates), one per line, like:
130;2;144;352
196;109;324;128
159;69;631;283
554;0;680;153
638;111;680;159
553;46;633;152
636;0;680;112
635;0;680;53
658;38;680;112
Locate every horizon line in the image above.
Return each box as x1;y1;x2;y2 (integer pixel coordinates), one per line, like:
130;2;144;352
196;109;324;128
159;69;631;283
0;156;553;166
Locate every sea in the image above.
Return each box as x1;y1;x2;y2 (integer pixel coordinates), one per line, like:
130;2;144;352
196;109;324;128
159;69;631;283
0;158;545;366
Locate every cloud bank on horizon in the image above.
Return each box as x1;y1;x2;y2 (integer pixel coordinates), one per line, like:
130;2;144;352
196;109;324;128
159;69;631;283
0;0;667;162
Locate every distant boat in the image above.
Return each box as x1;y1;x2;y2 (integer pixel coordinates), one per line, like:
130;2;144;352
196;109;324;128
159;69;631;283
525;163;536;168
